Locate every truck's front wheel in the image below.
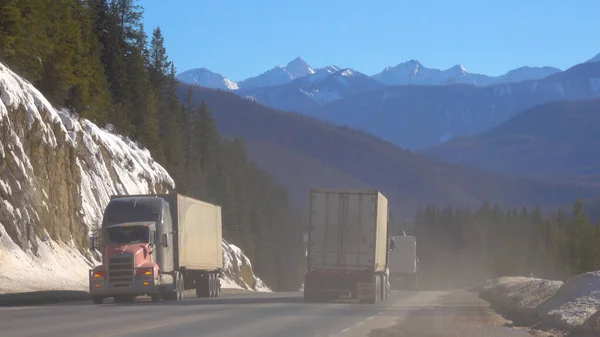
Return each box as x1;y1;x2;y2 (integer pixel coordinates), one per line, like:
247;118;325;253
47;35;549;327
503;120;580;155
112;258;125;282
164;272;183;301
92;296;103;305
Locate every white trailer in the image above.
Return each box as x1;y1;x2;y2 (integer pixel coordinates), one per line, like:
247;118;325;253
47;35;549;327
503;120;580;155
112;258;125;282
304;189;392;304
389;234;419;290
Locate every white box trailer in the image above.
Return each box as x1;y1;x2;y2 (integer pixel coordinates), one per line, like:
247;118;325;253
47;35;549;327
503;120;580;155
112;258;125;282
304;189;391;304
389;235;419;290
172;194;224;271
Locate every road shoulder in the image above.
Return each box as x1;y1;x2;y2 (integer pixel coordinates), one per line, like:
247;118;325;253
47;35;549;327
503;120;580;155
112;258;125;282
342;290;563;337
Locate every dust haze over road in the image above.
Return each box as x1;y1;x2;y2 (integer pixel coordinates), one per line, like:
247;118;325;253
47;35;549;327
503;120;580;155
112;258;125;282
0;290;550;337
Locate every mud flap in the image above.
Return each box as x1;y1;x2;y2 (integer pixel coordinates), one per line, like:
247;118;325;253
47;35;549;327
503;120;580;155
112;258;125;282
356;281;375;302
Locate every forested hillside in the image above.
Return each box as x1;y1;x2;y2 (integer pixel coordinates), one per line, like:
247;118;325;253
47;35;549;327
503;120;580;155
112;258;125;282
420;98;600;183
0;0;304;291
411;200;600;289
178;85;600;218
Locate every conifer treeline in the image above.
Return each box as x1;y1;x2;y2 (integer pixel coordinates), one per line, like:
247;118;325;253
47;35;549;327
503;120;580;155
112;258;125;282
0;0;304;291
408;200;600;288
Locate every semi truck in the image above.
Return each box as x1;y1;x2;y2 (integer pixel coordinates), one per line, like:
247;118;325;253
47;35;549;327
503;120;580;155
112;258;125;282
303;188;393;304
388;234;419;290
88;193;223;304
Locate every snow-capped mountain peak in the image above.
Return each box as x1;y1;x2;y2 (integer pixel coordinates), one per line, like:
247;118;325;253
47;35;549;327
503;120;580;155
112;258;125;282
303;65;342;83
286;57;315;78
372;59;442;86
176;68;238;91
447;64;468;75
237;57;316;90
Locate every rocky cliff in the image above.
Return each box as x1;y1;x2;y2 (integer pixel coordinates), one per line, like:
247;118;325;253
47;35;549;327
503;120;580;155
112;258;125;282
0;62;268;293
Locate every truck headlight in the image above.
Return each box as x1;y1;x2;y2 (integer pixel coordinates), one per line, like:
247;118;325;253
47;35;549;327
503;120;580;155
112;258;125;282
135;268;153;278
93;272;106;280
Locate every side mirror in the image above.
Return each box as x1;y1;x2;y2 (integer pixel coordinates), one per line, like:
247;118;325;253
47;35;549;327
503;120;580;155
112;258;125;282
89;236;97;250
389;239;395;252
161;233;168;247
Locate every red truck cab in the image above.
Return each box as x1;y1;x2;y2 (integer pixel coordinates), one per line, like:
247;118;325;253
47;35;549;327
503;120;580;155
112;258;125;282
89;196;183;304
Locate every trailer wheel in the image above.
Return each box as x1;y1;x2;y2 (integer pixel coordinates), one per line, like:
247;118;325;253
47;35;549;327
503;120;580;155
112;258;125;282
215;274;221;297
92;296;103;305
178;274;184;301
210;274;219;298
380;275;387;301
375;276;381;303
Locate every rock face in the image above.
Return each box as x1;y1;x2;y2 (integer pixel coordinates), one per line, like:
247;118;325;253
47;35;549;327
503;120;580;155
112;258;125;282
0;62;268;293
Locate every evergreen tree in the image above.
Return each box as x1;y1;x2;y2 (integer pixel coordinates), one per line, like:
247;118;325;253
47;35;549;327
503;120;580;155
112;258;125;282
0;0;21;61
148;27;169;90
0;0;305;292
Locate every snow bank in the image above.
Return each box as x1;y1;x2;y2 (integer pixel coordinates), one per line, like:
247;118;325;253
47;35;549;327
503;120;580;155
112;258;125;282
479;272;600;334
0;226;91;293
479;277;563;321
0;61;268;294
537;271;600;330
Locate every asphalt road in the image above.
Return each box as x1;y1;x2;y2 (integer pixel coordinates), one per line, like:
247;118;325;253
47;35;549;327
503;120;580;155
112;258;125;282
0;290;546;337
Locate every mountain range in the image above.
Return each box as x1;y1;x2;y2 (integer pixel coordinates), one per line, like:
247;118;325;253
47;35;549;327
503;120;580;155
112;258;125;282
176;83;600;219
309;60;600;149
177;53;600;150
177;56;572;92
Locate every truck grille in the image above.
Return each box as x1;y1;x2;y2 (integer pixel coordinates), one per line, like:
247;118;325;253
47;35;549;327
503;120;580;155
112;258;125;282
109;254;133;286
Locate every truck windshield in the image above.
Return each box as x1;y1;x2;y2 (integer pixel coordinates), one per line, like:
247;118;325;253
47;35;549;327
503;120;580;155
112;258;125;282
107;226;150;244
102;201;161;226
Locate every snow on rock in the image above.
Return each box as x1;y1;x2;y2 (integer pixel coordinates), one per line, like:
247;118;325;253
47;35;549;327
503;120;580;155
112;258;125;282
479;273;600;334
0;61;268;294
538;271;600;330
222;240;271;292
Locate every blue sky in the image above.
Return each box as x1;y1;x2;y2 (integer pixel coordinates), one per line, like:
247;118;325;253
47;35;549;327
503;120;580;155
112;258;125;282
141;0;599;82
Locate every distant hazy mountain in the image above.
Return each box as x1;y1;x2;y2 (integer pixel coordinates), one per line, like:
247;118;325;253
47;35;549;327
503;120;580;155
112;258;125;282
237;67;385;112
176;68;238;91
491;66;563;84
420;98;600;183
236;57;315;90
176;56;564;93
176;53;599;151
371;60;561;86
177;83;600;216
587;53;600;63
310;60;600;149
